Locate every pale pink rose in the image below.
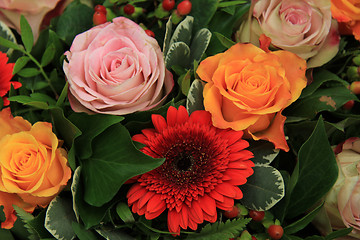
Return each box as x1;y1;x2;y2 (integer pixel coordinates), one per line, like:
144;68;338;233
63;17;174;115
0;0;73;41
322;138;360;239
236;0;340;68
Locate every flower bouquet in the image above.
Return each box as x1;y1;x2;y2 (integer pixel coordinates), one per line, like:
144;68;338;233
0;0;359;239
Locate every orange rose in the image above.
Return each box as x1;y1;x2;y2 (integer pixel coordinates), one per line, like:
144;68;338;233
331;0;360;41
0;108;71;229
196;42;307;151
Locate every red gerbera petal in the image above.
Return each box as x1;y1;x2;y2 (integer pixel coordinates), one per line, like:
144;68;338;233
0;51;21;105
127;106;254;235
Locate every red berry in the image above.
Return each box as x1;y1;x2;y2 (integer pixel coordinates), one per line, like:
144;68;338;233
177;0;192;15
350;81;360;95
251;236;257;240
248;210;265;222
267;225;284;240
145;29;155;38
343;100;355;110
223;205;239;219
162;0;175;11
93;11;107;25
94;5;107;14
124;4;135;15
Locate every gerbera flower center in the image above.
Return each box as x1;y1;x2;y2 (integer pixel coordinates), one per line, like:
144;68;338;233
173;152;193;171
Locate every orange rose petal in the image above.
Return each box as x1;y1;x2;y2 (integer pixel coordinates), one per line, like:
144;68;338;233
272;51;307;105
196;53;224;83
352;21;360;40
0;108;31;139
0;191;35;229
249;111;289;152
204;84;260;130
219;43;264;65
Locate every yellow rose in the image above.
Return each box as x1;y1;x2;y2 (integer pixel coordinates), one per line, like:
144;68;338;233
0;108;71;229
196;41;307;151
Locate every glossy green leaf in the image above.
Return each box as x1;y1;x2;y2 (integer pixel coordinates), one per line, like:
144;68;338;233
56;1;93;45
72;167;112;229
300;69;348;99
325;228;353;240
20;15;34;53
116;202;135;224
96;229;135;240
189;0;218;33
284;202;323;235
69;113;124;159
0;229;15;240
286;117;339;218
45;197;76;240
213;32;235;49
218;1;247;7
72;222;98;240
286;86;357;119
240;166;285;211
81;123;165;206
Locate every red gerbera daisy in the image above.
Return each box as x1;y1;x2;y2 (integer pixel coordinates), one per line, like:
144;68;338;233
0;51;21;105
127;106;254;235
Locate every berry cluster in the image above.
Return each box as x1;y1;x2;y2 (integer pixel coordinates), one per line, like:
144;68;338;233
222;205;284;240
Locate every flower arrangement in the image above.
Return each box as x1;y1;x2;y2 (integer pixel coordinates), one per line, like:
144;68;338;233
0;0;359;239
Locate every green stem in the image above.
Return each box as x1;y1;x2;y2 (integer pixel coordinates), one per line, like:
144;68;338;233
23;49;59;99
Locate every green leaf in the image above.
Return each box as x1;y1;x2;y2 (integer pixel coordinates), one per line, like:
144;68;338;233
186;79;205;114
8;93;56;110
116;202;135;224
13;205;39;240
0;229;15;240
41;43;56;67
218;1;247;7
95;229;136;240
300;69;348;99
190;28;212;63
189;0;218;33
45;197;77;240
165;42;191;69
286;86;357;119
168;16;194;53
163;17;173;56
17;68;40;78
247;140;280;166
213;32;235;49
178;69;191;96
13;56;30;75
325;228;353;240
56;1;94;45
81;123;165;206
20;15;34;52
284;202;323;235
72;167;112;229
240;166;285;211
186;218;251;240
26;211;53;239
0;36;22;51
0;20;17;54
286;117;339;219
69;113;124;159
72;222;98;240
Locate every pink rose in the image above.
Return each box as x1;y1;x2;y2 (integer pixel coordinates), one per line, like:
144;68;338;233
322;138;360;238
236;0;340;68
0;0;73;41
63;17;174;115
